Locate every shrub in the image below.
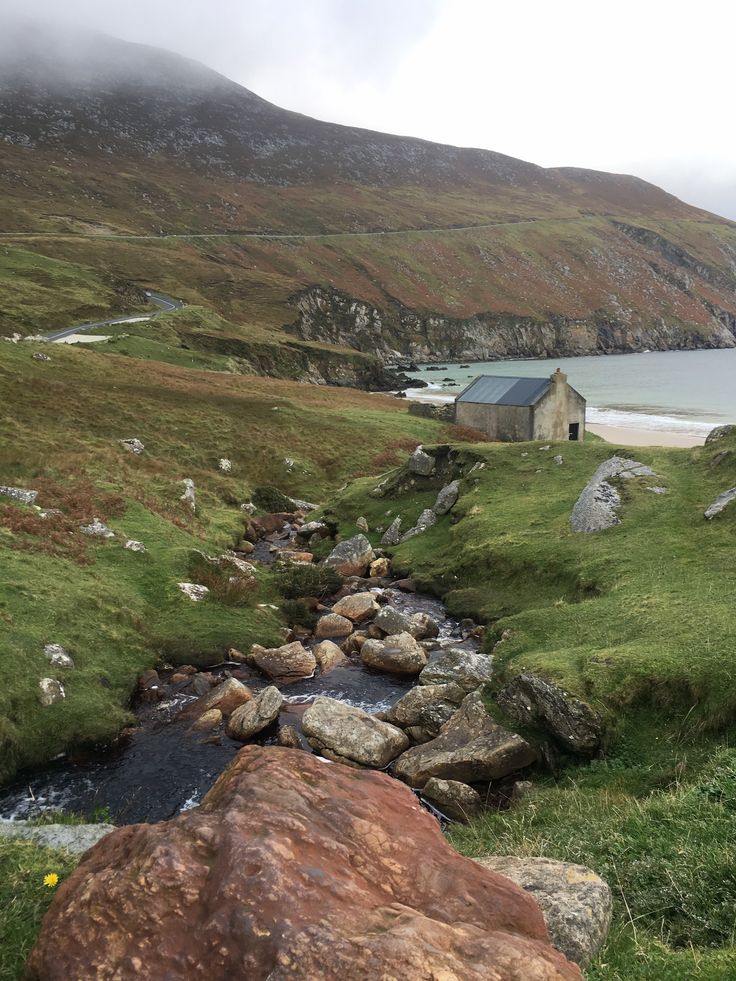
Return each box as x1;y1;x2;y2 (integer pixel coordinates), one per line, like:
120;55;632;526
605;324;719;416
276;563;343;599
187;551;257;607
282;599;318;630
252;485;295;513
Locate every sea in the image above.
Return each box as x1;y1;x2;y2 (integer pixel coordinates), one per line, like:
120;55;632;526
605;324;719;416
406;348;736;437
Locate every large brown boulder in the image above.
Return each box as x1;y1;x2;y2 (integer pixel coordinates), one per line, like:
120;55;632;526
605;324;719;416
302;695;409;768
249;641;316;683
331;591;380;622
393;691;537;788
27;746;580;980
360;631;428;676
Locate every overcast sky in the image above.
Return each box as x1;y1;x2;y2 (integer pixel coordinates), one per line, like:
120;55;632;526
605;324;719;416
4;0;735;219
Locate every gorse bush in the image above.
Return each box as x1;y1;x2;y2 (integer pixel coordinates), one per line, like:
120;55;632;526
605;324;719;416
281;599;318;630
276;563;343;599
252;485;295;513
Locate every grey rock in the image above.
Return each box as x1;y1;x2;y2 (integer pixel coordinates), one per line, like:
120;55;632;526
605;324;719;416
384;683;465;736
375;605;413;636
496;673;604;755
473;855;612;968
38;678;65;706
393;691;536;787
302;695;409;768
226;686;283;740
704;487;736;519
32;351;51;361
409;612;440;640
553;455;564;465
0;821;115;855
361;631;427;676
422;778;483;822
356;515;369;533
218;458;232;472
277;725;303;749
43;644;74;669
401;508;437;541
295;520;328;541
124;539;147;553
0;485;38;504
705;425;736;444
408;446;435;476
571;456;656;533
646;486;668;494
419;647;493;692
120;438;144;454
324;534;375;576
433;480;460;515
79;518;115;538
180;478;196;513
289;497;318;512
240;502;257;514
177;582;209;602
380;515;402;546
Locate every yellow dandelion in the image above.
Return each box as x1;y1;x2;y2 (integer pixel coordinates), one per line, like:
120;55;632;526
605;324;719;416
43;873;59;888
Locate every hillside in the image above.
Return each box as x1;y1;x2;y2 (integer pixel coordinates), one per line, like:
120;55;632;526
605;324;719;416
2;20;736;372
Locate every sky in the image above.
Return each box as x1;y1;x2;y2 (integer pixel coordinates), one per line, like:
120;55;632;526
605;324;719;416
3;0;735;219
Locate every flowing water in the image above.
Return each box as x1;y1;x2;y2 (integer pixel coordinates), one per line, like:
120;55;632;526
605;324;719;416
0;587;477;825
408;347;736;437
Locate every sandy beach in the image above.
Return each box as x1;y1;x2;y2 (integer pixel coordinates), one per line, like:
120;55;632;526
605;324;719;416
587;424;706;448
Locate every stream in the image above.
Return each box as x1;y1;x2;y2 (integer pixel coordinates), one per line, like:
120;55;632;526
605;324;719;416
0;585;479;825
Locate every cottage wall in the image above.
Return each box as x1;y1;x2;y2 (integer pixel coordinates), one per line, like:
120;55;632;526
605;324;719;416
455;401;533;441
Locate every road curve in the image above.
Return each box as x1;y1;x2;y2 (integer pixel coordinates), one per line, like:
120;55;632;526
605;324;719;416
46;290;183;342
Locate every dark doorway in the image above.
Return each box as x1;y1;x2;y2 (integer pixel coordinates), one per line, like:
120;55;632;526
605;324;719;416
568;423;580;441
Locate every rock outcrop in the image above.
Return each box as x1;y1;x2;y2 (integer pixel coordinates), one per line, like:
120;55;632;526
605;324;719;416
302;696;409;767
27;746;579;979
474;856;612;968
571;456;656;533
324;534;375;576
0;485;38;504
384;683;465;739
381;515;402;545
496;674;604;756
704;486;736;519
419;647;494;691
408;446;436;475
705;425;736;444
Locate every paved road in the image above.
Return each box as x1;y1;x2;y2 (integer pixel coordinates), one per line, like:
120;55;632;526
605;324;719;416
46;290;183;342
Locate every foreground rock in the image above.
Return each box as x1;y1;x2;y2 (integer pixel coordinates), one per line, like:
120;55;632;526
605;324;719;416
496;674;604;756
423;777;483;822
474;856;612;968
393;692;536;787
302;696;409;767
704;486;736;519
360;631;428;676
324;533;375;576
249;641;316;683
226;686;284;740
27;746;579;979
420;647;493;691
571;456;656;533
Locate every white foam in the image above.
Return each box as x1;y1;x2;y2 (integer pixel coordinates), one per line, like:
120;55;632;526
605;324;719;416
586;407;716;437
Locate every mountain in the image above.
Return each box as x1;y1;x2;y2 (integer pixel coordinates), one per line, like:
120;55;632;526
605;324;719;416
2;20;736;372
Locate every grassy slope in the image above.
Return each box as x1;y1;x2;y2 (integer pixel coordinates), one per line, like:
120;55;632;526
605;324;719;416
0;342;443;782
325;433;736;977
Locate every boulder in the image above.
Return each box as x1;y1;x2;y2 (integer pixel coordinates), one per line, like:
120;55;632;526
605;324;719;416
553;455;564;466
705;425;736;444
180;478;196;513
79;518;115;538
704;486;736;519
43;644;74;669
226;686;284;740
409;445;436;476
249;642;316;683
571;456;656;533
401;508;437;541
302;696;409;767
192;708;222;731
38;678;65;706
381;515;403;546
356;515;369;533
331;591;380;622
369;556;391;577
409;611;440;640
124;539;146;553
314;613;353;639
32;351;51;362
324;534;375;576
218;458;232;473
0;485;38;504
423;777;483;822
419;647;493;692
313;640;349;673
277;725;302;748
384;683;465;735
375;605;413;635
433;479;460;515
198;677;253;716
177;582;209;602
294;520;328;541
474;856;612;968
361;631;428;676
27;746;579;980
393;692;536;788
120;438;144;454
496;674;604;756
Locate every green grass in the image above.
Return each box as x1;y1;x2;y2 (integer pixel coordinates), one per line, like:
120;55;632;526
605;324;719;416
0;838;78;981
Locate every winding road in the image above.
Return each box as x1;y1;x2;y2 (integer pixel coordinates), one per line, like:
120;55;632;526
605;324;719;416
45;290;183;342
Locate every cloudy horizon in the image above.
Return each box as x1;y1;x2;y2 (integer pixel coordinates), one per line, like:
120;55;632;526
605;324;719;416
2;0;735;219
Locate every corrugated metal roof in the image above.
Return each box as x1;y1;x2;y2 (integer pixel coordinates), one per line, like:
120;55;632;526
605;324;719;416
456;375;551;406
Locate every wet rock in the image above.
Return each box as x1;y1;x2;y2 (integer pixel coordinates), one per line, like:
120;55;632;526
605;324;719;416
79;518;115;538
433;479;460;515
313;640;349;673
180;478;196;513
43;644;74;669
324;534;375;576
356;515;369;533
401;508;437;541
571;456;656;533
381;515;402;546
704;486;736;519
496;674;604;756
120;438;144;454
190;674;213;698
226;686;284;740
705;425;736;444
473;856;612;968
198;677;253;715
27;746;578;980
218;458;232;473
38;678;65;706
393;692;536;788
314;612;353;640
192;708;222;731
124;539;146;553
360;631;428;676
419;647;493;692
369;556;391;577
177;582;209;602
384;683;465;735
277;725;302;748
423;777;483;822
375;605;413;635
302;696;409;767
0;485;38;504
393;577;417;592
249;641;316;683
409;611;440;640
332;591;380;623
409;445;436;476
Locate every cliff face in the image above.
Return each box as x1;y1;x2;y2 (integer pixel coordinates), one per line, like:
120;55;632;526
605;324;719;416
291;286;736;363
